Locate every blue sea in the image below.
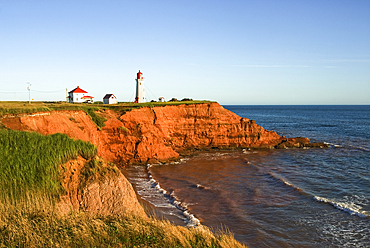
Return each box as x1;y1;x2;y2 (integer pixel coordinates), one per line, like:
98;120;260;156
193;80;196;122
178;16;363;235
123;105;370;247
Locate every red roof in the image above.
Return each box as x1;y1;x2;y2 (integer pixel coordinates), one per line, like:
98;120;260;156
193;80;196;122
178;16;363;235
69;86;88;94
81;96;94;99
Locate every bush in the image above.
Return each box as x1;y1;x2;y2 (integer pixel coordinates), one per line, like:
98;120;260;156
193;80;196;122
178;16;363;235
181;98;193;101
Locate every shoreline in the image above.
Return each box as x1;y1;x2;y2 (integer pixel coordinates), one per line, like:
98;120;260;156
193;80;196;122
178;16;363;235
121;162;197;227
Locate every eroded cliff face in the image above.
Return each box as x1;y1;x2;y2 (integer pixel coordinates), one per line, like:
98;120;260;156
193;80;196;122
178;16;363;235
119;103;283;151
1;103;317;165
56;156;146;218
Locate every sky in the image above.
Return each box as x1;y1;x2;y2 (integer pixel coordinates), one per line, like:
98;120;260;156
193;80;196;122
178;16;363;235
0;0;369;105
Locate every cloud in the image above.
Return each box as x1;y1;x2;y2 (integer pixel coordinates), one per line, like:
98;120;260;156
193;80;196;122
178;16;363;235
322;59;370;63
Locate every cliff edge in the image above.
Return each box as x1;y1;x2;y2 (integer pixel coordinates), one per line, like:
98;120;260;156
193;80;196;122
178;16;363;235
1;102;325;166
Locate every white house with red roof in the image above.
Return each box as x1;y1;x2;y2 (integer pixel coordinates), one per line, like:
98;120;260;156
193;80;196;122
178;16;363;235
68;86;94;103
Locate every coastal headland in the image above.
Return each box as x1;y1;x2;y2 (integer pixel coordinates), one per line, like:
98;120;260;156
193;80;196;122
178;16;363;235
1;102;326;165
0;101;326;247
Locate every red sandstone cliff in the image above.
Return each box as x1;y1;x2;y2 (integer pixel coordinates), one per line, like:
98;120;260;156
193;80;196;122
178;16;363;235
56;156;146;218
1;103;321;165
1;103;324;218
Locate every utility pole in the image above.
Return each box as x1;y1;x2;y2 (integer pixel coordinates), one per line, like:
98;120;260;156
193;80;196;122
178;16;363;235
66;88;68;103
27;82;31;104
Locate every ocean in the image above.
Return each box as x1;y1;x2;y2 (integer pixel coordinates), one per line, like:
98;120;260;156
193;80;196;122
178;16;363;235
122;105;370;247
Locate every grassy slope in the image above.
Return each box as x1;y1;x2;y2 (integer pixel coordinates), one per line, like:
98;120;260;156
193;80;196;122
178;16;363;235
0;130;97;199
0;117;246;247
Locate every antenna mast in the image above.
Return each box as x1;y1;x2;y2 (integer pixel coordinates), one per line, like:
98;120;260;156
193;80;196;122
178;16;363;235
27;82;31;104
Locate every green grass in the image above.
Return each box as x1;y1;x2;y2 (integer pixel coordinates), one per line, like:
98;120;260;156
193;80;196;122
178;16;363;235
0;101;214;129
0;129;97;199
80;158;119;189
0;100;214;116
118;100;214;108
82;107;107;128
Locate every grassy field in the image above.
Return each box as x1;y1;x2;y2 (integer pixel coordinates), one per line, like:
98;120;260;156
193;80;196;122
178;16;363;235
0;100;214;117
0;128;246;247
0;100;213;129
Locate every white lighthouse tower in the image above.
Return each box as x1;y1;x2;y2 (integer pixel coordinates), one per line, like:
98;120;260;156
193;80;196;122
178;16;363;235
135;70;146;103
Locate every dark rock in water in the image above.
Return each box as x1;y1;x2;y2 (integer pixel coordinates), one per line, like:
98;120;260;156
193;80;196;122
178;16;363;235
275;137;328;149
304;142;329;148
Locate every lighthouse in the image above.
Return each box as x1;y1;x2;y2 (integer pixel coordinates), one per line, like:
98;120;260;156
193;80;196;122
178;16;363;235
135;70;146;103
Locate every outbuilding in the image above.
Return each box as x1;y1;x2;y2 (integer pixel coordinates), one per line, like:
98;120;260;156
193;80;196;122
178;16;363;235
103;94;118;104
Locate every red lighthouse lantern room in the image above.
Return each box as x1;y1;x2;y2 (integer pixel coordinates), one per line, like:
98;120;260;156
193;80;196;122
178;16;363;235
137;70;143;79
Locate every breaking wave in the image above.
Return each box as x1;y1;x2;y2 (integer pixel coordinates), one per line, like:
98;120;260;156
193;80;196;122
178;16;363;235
324;142;342;148
314;196;369;218
349;145;370;152
268;172;304;193
279;178;303;192
147;164;201;227
270;171;369;218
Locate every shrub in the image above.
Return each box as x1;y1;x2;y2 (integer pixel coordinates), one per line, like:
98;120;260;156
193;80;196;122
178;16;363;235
181;98;193;101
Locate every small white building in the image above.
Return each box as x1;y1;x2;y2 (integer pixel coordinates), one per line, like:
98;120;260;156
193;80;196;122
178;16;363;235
159;97;165;102
68;86;94;103
103;94;118;104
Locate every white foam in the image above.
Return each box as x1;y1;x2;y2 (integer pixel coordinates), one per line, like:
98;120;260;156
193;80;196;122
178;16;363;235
281;178;303;192
146;165;201;227
196;183;203;188
243;149;258;154
324;142;343;148
349;145;370;152
183;210;201;226
196;184;210;190
270;172;303;192
314;196;369;218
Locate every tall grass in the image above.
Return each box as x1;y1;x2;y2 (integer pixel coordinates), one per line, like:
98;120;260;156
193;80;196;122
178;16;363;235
0;129;97;199
0;194;246;248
